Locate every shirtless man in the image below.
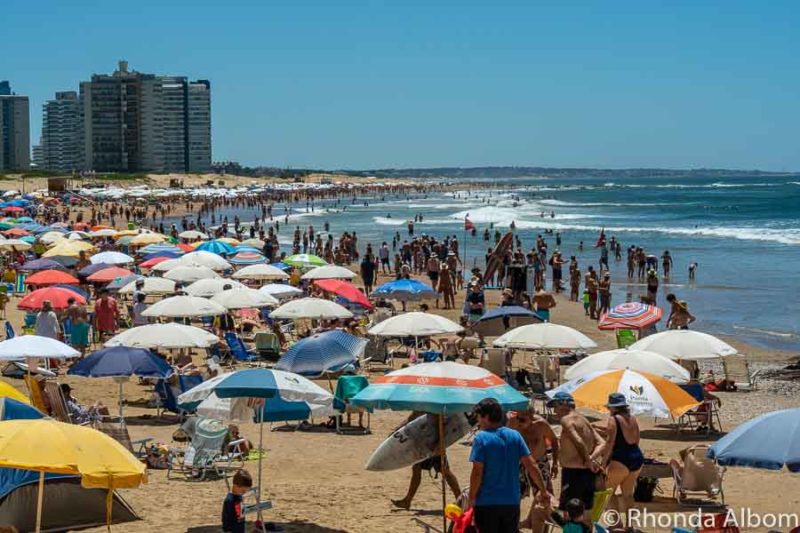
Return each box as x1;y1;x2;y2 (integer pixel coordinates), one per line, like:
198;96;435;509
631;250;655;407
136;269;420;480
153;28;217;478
666;293;696;329
548;392;605;526
533;289;557;323
569;266;582;302
507;407;559;532
584;268;599;320
598;273;611;315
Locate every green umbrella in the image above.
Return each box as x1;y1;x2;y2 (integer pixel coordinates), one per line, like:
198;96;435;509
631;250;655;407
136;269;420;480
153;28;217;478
284;254;327;269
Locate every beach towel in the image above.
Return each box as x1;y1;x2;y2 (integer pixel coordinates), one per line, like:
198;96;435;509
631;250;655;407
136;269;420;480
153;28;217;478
13;272;25;294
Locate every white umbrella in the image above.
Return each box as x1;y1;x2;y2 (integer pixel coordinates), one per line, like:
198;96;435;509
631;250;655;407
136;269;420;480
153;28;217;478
270;297;353;320
493;323;597;350
0;239;32;252
240;238;266;248
150;258;184;272
89;228;118;238
38;232;66;245
89;251;134;265
65;231;90;241
178;230;208;240
300;265;356;280
184;278;245;297
367;312;463;337
564;348;690;383
211;288;278;309
630;330;738;360
141;295;227;318
105;323;219;349
118;277;176;295
163;265;220;283
259;283;303;300
179;251;231;271
231;264;289;281
0;335;79;360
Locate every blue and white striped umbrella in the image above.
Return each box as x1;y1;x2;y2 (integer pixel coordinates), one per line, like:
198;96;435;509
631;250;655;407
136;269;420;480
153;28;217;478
138;243;184;256
275;330;367;377
372;279;437;302
234;245;263;254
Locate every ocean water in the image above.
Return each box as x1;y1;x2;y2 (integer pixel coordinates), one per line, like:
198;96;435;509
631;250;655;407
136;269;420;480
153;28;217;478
193;175;800;352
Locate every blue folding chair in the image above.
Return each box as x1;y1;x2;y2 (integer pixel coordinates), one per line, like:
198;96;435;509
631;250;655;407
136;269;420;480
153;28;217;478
224;332;258;363
5;321;14;339
156;375;204;418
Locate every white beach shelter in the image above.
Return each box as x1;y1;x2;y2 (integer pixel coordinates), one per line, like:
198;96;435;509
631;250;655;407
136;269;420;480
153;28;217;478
119;277;176;295
231;264;289;281
270;297;353;320
0;335;80;360
163;265;220;283
141;295;227;318
211;288;279;309
564;348;690;383
300;265;356;280
367;312;463;337
629;330;739;360
493;323;597;350
90;251;134;265
105;323;219;349
259;284;303;299
184;278;245;298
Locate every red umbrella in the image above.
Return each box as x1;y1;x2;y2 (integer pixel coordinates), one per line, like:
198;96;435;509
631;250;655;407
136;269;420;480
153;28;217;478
139;256;170;269
176;243;194;252
18;287;87;311
598;302;664;330
314;279;373;309
2;207;24;214
2;228;30;237
24;269;80;286
87;266;134;283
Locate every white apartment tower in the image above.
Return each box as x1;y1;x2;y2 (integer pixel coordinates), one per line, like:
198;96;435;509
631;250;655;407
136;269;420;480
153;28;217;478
41;91;84;172
0;81;30;171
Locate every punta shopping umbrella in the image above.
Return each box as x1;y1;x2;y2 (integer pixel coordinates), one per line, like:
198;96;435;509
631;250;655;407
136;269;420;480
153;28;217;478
259;283;303;300
229;251;267;265
118;276;176;296
546;369;700;418
284;253;327;269
563;348;691;384
87;266;134;284
68;346;174;423
231;263;289;281
629;330;738;360
18;287;87;311
314;279;373;309
178;368;334;530
0;397;43;420
24;269;79;287
351;361;528;530
195;239;236;256
184;278;245;298
142;295;227;318
163;265;221;282
708;408;800;472
0;418;147;533
493;323;597;350
372;278;436;302
300;265;356;280
105;323;219;349
18;258;65;272
211;288;279;309
472;305;543;337
89;251;134;265
275;330;367;377
270;297;353;321
598;302;663;331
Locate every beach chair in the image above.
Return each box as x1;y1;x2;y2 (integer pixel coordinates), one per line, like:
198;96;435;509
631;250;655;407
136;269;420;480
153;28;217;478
156;374;204;419
23;375;48;413
334;374;371;435
42;381;76;424
362;336;391;371
676;383;722;435
670;444;726;507
722;357;758;391
615;328;637;349
168;417;245;481
481;348;509;379
224;331;258;363
254;331;280;360
93;417;153;458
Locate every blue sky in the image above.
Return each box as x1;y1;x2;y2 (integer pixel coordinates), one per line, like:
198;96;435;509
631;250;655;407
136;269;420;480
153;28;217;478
4;0;800;170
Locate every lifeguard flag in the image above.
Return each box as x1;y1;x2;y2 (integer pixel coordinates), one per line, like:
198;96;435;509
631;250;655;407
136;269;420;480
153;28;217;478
595;228;606;247
464;217;475;231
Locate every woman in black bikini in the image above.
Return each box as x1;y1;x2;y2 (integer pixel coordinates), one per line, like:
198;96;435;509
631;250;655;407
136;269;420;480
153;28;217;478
602;393;644;525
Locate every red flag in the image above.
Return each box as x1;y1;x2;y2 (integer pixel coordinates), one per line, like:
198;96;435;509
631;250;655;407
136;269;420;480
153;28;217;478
595;228;606;247
464;217;475;231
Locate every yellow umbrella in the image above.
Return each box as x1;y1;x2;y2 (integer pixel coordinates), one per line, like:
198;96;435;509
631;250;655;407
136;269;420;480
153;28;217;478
190;240;203;249
129;233;166;246
112;229;143;240
0;380;30;404
0;419;147;532
38;231;66;245
42;240;95;258
216;237;241;246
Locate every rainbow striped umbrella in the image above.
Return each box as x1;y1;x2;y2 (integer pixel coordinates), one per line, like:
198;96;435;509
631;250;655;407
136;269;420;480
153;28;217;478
598;301;663;330
229;251;266;265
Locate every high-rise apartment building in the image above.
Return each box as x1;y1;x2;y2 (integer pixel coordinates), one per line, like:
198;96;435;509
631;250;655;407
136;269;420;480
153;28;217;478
40;91;83;172
0;82;30;171
81;61;211;173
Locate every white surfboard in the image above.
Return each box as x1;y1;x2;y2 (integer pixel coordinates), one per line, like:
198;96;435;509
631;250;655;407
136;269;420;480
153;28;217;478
365;413;473;472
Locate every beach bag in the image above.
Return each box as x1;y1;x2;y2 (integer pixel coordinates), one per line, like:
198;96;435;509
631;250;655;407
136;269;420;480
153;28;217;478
633;476;659;502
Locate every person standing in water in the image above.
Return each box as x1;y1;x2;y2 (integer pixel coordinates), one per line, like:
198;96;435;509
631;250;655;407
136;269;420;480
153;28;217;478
661;250;673;278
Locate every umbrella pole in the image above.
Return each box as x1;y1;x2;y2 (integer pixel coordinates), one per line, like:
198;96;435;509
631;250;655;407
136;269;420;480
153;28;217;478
35;470;44;533
438;414;447;533
118;380;125;427
257;404;266;533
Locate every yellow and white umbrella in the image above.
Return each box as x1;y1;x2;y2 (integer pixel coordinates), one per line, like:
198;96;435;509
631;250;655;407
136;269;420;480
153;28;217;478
129;233;166;246
546;369;699;418
42;240;95;258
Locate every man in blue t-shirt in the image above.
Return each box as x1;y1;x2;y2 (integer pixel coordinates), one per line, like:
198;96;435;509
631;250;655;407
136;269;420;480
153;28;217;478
468;398;552;533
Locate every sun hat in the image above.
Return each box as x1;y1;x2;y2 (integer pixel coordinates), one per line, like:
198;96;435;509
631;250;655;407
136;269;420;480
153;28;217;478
546;391;575;408
606;392;629;408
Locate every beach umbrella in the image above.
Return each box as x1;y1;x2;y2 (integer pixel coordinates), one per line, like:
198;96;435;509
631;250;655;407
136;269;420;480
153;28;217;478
184;278;245;297
367;312;463;337
211;287;278;309
313;279;372;309
88;228;118;238
270;297;353;320
65;231;91;241
259;283;303;300
89;251;134;265
472;306;543;337
372;278;436;302
0;381;33;404
163;265;220;282
231;263;289;281
105;323;219;349
178;230;207;240
113;229;149;240
0;397;43;420
493;323;597;350
176;243;195;252
141;295;227;318
0;419;147;532
629;330;738;360
139;256;173;269
240;238;265;248
564;348;690;383
129;233;166;246
2;228;30;238
38;231;67;245
180;251;232;271
301;265;356;280
708;409;800;472
78;263;113;277
24;269;79;286
18;258;65;272
42;240;94;258
0;239;32;252
149;258;183;272
284;253;327;269
53;283;90;300
546;369;699;418
118;276;176;295
141;251;183;262
229;251;266;265
18;287;87;311
0;336;80;368
275;330;367;377
598;302;663;330
68;346;174;422
1;206;24;214
106;274;141;291
195;239;236;256
87;266;134;284
14;216;34;224
216;237;241;246
233;245;263;254
137;243;183;256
